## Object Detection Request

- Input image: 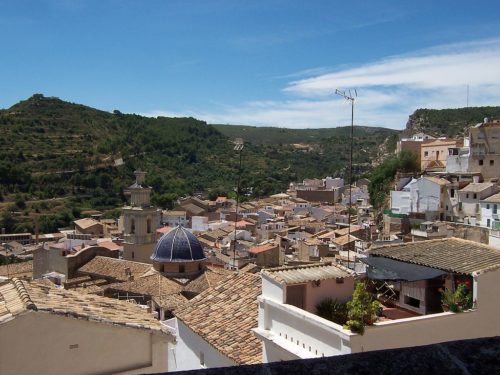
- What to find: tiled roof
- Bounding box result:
[484,192,500,203]
[368,238,500,274]
[78,256,150,281]
[263,263,354,285]
[460,182,495,193]
[423,176,450,186]
[332,234,359,246]
[74,218,101,229]
[248,243,277,254]
[175,272,262,365]
[0,278,167,333]
[334,225,363,236]
[105,273,183,299]
[0,260,33,278]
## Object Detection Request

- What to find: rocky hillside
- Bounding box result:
[404,106,500,138]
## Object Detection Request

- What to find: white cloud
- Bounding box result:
[144,38,500,129]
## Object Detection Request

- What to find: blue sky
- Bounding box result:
[2,0,500,129]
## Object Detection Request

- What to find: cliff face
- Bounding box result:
[403,106,500,138]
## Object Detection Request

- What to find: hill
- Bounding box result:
[404,106,500,138]
[0,94,398,233]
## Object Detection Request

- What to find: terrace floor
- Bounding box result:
[378,304,421,321]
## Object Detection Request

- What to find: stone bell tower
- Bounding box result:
[122,170,161,263]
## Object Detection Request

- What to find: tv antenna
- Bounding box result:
[334,88,357,270]
[232,138,244,271]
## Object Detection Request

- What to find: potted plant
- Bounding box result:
[344,282,380,335]
[441,283,473,313]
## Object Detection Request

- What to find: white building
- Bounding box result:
[254,238,500,362]
[161,210,188,227]
[458,182,500,224]
[390,176,449,220]
[479,192,500,230]
[253,263,356,361]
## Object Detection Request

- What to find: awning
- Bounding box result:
[362,256,447,282]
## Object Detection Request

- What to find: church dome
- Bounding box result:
[151,226,206,263]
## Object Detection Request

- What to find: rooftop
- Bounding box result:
[483,192,500,203]
[262,263,354,285]
[368,238,500,275]
[0,278,166,333]
[78,256,150,281]
[248,243,277,254]
[0,260,33,278]
[459,182,495,193]
[74,218,101,229]
[175,272,262,365]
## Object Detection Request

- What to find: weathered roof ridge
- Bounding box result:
[264,261,355,276]
[368,237,500,274]
[11,277,37,311]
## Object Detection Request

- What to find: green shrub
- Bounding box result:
[344,282,380,335]
[316,298,348,325]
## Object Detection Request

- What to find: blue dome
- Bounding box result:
[151,226,206,262]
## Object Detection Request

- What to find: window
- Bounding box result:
[404,295,421,308]
[450,189,455,198]
[473,193,477,199]
[494,205,498,214]
[487,204,490,209]
[490,160,494,166]
[179,264,185,273]
[487,219,491,228]
[479,159,484,166]
[459,202,463,211]
[466,193,469,199]
[130,219,135,234]
[446,205,449,211]
[424,151,429,157]
[131,251,134,259]
[147,218,152,234]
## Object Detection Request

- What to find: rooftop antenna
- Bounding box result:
[334,88,357,270]
[232,138,244,271]
[466,84,469,108]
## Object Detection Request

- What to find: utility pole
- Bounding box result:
[232,138,244,271]
[335,89,357,270]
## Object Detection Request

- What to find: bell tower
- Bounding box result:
[122,170,161,263]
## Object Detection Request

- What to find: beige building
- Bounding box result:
[122,171,161,263]
[469,118,500,180]
[74,218,104,237]
[421,138,463,171]
[0,278,173,375]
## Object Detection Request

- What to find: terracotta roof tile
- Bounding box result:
[78,256,150,281]
[368,238,500,274]
[0,278,167,333]
[0,260,33,278]
[175,272,262,365]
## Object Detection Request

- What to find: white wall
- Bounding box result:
[262,275,285,303]
[191,216,209,231]
[390,190,411,215]
[168,318,236,371]
[256,269,500,363]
